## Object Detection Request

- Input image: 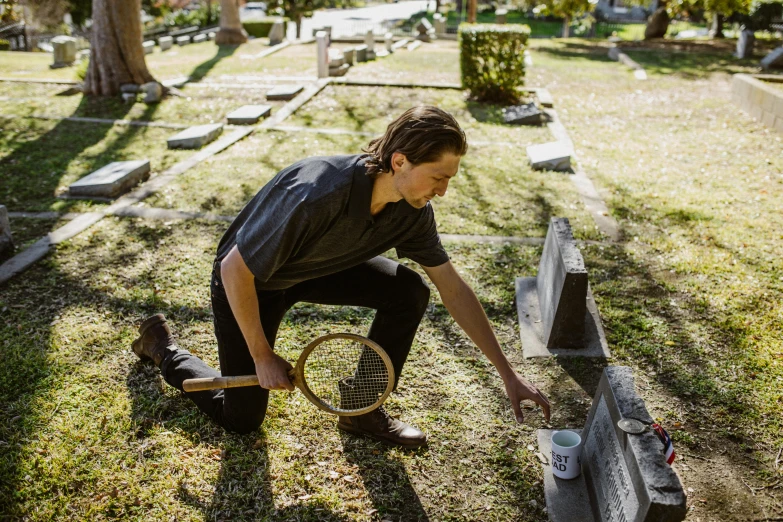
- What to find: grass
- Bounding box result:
[0,81,289,124]
[287,85,545,144]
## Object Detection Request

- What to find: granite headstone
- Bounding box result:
[226,104,272,124]
[538,366,687,522]
[527,141,572,171]
[515,217,610,358]
[68,160,151,198]
[51,35,77,68]
[503,103,543,125]
[269,21,285,46]
[167,124,223,149]
[266,84,304,101]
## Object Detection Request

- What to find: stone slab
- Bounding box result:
[391,39,409,51]
[177,36,191,46]
[329,63,350,77]
[193,33,207,44]
[516,217,610,358]
[527,141,572,171]
[538,367,687,521]
[226,104,272,124]
[536,88,554,107]
[761,46,783,70]
[143,40,155,54]
[167,123,223,149]
[503,103,543,125]
[537,429,595,522]
[266,84,304,101]
[407,40,422,52]
[355,45,368,62]
[68,160,151,198]
[159,36,173,51]
[269,21,285,46]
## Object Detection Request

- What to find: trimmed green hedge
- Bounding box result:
[0,39,10,51]
[459,23,530,104]
[243,18,289,38]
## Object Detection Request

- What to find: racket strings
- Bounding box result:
[303,337,390,413]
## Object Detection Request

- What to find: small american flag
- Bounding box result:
[652,423,676,465]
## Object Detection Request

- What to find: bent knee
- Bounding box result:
[224,412,265,435]
[397,266,431,314]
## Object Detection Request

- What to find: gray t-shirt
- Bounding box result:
[216,154,449,290]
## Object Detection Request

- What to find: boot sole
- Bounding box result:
[131,314,166,361]
[337,422,427,449]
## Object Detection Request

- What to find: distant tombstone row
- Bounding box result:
[538,366,687,522]
[515,217,609,358]
[0,205,13,256]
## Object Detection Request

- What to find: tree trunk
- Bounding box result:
[456,0,463,20]
[205,0,214,26]
[435,0,441,14]
[295,14,303,39]
[562,15,570,37]
[84,0,155,96]
[644,3,670,39]
[216,0,247,45]
[709,13,724,38]
[467,0,476,23]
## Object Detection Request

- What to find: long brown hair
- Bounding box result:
[363,106,468,179]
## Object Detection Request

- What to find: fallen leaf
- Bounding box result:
[343,475,355,482]
[298,494,312,501]
[329,471,339,479]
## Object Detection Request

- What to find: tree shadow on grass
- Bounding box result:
[533,41,615,63]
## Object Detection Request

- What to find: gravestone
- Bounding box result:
[391,39,409,51]
[503,103,543,125]
[159,36,173,51]
[68,160,151,198]
[266,84,304,101]
[538,366,687,522]
[343,47,355,65]
[515,217,610,358]
[0,205,13,255]
[192,33,207,44]
[526,141,572,171]
[407,40,422,52]
[208,31,216,41]
[177,36,190,46]
[143,40,155,54]
[536,88,554,107]
[416,17,436,42]
[167,124,223,149]
[736,29,755,59]
[433,13,446,35]
[355,44,368,62]
[761,46,783,70]
[385,32,394,53]
[269,21,285,46]
[316,31,329,79]
[496,8,508,24]
[328,47,344,67]
[141,82,162,104]
[226,104,271,124]
[364,30,376,59]
[50,35,77,68]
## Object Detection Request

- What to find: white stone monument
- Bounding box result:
[316,31,329,79]
[51,36,77,68]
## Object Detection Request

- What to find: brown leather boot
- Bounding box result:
[337,378,427,448]
[131,314,177,367]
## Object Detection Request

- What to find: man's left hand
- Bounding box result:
[503,370,551,424]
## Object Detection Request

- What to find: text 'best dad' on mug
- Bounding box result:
[551,430,583,480]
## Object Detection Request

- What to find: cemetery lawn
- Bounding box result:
[344,40,460,85]
[3,36,783,521]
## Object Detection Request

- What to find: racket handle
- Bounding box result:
[183,375,259,392]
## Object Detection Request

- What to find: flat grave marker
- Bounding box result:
[143,40,155,54]
[266,84,304,101]
[527,141,572,171]
[67,160,151,199]
[193,33,207,44]
[159,36,173,51]
[177,36,191,46]
[167,124,223,149]
[538,366,687,522]
[226,104,272,124]
[515,217,610,358]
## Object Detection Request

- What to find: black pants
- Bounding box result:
[159,256,431,434]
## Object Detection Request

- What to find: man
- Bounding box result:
[132,106,550,447]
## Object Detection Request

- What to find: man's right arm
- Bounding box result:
[220,244,294,391]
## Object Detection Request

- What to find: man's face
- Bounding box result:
[392,152,461,209]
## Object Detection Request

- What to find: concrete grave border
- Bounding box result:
[608,45,648,81]
[732,73,783,134]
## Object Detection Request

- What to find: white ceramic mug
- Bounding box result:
[551,430,582,480]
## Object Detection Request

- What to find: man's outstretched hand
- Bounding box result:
[503,370,551,423]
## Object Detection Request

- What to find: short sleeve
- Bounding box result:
[236,186,313,282]
[395,204,450,267]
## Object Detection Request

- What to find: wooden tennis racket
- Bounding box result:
[182,333,395,416]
